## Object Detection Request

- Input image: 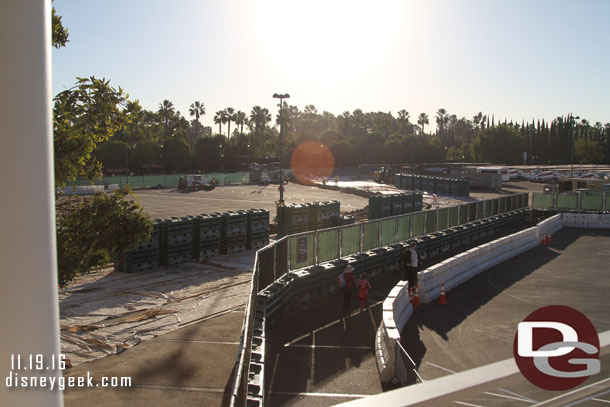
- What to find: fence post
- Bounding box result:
[395,215,398,243]
[287,236,291,271]
[338,225,343,259]
[273,244,277,281]
[314,230,318,265]
[378,219,382,248]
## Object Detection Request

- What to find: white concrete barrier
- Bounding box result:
[563,212,610,229]
[375,212,610,384]
[417,225,542,304]
[376,280,412,382]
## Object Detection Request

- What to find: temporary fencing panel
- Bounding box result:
[381,218,397,246]
[290,232,314,270]
[607,192,610,210]
[424,210,438,234]
[476,201,484,220]
[498,196,506,213]
[437,208,449,230]
[556,193,578,210]
[509,195,517,211]
[275,238,288,277]
[412,212,425,237]
[491,198,499,215]
[483,200,491,218]
[532,193,553,209]
[459,204,469,224]
[341,224,361,256]
[468,203,477,222]
[363,221,380,250]
[581,192,603,211]
[448,206,459,227]
[397,214,412,241]
[258,246,275,289]
[317,229,340,263]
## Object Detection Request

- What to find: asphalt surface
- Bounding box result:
[129,180,534,220]
[62,308,244,407]
[400,228,610,406]
[131,183,369,220]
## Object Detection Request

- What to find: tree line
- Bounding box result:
[93,99,610,174]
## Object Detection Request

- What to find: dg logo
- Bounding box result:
[513,305,601,391]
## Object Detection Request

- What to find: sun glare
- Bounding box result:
[248,0,407,86]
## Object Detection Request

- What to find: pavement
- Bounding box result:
[263,273,400,407]
[131,183,369,219]
[399,228,610,406]
[129,180,530,220]
[62,308,244,406]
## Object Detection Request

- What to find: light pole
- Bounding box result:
[273,93,290,203]
[570,115,580,177]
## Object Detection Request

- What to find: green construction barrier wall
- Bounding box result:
[397,214,411,241]
[317,229,339,263]
[459,204,469,224]
[290,232,314,270]
[468,203,477,222]
[438,208,449,230]
[425,210,438,233]
[381,218,396,246]
[362,221,380,250]
[556,194,578,210]
[499,197,507,213]
[581,194,603,211]
[448,206,459,227]
[412,212,425,237]
[476,201,484,220]
[532,193,553,209]
[341,225,360,256]
[492,199,499,215]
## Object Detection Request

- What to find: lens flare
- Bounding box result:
[290,141,335,185]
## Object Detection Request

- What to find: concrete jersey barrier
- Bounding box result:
[375,212,610,385]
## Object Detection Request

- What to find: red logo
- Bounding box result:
[513,305,600,391]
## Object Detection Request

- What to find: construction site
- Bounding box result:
[52,167,610,407]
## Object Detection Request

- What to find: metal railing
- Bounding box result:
[395,341,424,386]
[229,242,263,407]
[283,193,529,272]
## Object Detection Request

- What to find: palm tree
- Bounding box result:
[435,108,449,144]
[214,110,224,135]
[249,106,271,147]
[225,107,235,138]
[417,112,429,135]
[158,99,175,138]
[235,110,247,137]
[189,101,206,127]
[397,109,410,135]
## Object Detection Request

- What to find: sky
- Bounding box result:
[52,0,610,133]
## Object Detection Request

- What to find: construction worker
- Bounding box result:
[403,242,422,289]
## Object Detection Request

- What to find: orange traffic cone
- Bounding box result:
[408,287,414,304]
[413,286,420,307]
[438,283,448,305]
[541,234,547,245]
[547,231,552,244]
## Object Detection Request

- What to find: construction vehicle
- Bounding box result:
[178,175,215,191]
[373,166,394,184]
